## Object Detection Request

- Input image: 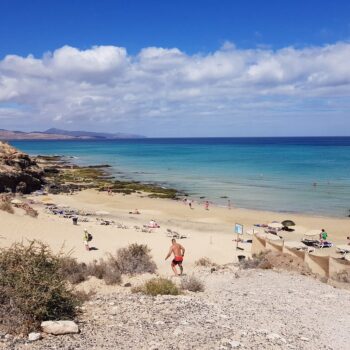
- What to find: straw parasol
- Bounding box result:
[336,244,350,252]
[304,229,322,237]
[268,222,283,229]
[282,220,295,227]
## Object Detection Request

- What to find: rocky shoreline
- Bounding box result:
[0,141,183,199]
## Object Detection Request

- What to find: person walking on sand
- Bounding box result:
[165,239,185,276]
[83,228,92,251]
[205,200,209,210]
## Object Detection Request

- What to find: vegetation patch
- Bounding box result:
[0,200,14,214]
[195,257,217,267]
[181,275,205,292]
[0,241,82,335]
[116,243,157,275]
[132,278,180,296]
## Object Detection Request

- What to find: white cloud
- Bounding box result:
[0,42,350,135]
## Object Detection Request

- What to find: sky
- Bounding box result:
[0,0,350,137]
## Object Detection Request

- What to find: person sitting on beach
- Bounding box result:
[165,238,185,276]
[148,219,160,228]
[129,209,140,214]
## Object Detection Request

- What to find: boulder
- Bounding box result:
[41,320,79,335]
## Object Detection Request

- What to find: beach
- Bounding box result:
[1,188,349,275]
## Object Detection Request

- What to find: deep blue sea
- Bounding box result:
[10,137,350,217]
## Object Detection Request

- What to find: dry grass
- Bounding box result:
[195,257,217,267]
[0,241,82,335]
[132,278,179,296]
[116,243,157,275]
[59,257,88,284]
[240,251,311,274]
[0,200,14,214]
[181,275,205,292]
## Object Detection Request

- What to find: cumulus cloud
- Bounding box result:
[0,42,350,135]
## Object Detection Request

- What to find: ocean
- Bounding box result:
[10,137,350,217]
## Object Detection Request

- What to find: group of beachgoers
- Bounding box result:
[183,198,232,210]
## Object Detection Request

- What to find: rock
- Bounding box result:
[28,332,42,342]
[221,338,241,349]
[266,333,280,341]
[300,336,310,341]
[124,282,132,287]
[41,320,79,335]
[0,142,44,194]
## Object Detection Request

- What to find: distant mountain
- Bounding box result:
[44,128,144,139]
[0,128,145,140]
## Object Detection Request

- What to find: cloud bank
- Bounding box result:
[0,42,350,136]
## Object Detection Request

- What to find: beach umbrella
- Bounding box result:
[282,220,295,227]
[11,199,23,205]
[268,222,283,229]
[336,244,350,252]
[304,229,321,237]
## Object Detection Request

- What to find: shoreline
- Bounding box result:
[41,153,350,219]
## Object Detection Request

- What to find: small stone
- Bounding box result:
[266,333,280,341]
[28,332,42,342]
[41,320,79,335]
[300,336,310,341]
[155,321,165,325]
[124,282,132,287]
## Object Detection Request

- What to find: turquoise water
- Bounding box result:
[10,137,350,217]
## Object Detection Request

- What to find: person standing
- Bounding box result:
[165,239,185,276]
[205,200,209,210]
[83,228,91,251]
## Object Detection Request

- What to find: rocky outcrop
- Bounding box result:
[0,141,44,194]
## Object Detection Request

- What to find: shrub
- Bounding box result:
[195,257,216,267]
[133,278,179,296]
[116,243,157,275]
[0,200,14,214]
[239,252,272,270]
[181,275,205,292]
[101,255,122,285]
[87,258,122,285]
[59,257,88,284]
[0,241,81,334]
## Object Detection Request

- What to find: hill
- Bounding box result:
[0,128,145,140]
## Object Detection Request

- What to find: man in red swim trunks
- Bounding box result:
[165,238,185,276]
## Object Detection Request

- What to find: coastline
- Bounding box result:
[0,151,350,275]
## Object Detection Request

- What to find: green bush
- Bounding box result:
[0,241,81,334]
[116,243,157,275]
[133,278,180,296]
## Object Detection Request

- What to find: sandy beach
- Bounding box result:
[1,189,349,275]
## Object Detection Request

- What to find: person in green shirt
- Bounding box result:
[320,229,328,242]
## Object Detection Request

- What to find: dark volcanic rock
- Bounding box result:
[0,142,44,194]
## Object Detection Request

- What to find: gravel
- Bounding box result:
[2,268,349,350]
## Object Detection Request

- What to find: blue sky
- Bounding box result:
[0,0,350,136]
